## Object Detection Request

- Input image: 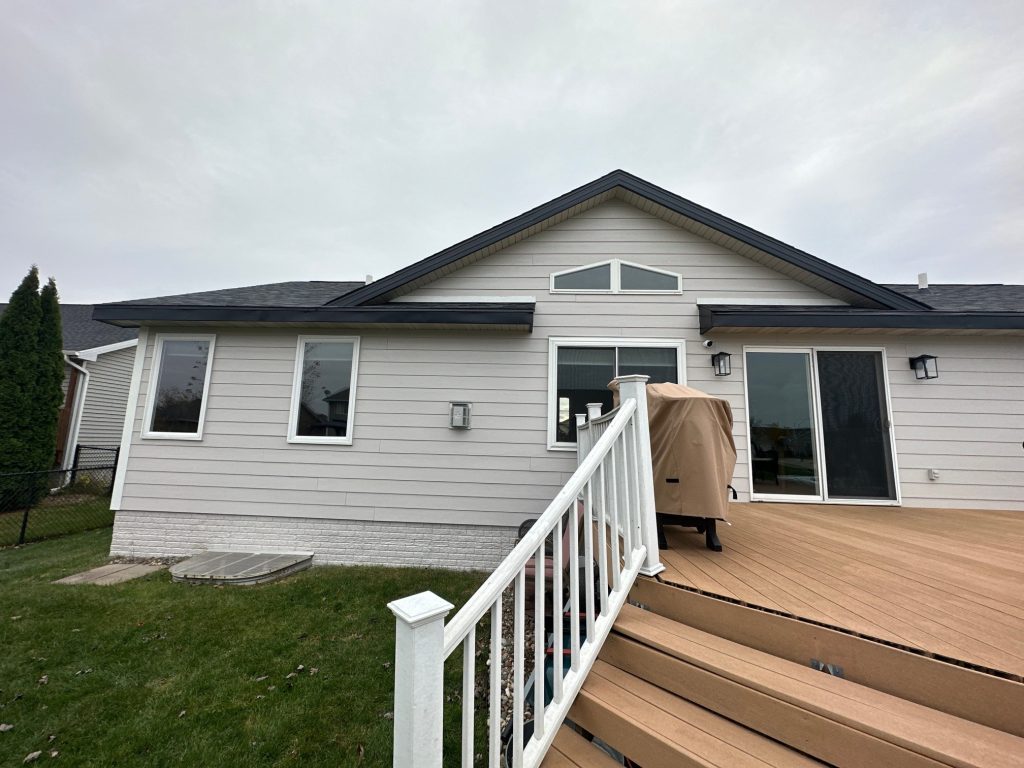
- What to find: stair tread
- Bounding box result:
[612,603,1024,768]
[541,725,622,768]
[573,658,825,767]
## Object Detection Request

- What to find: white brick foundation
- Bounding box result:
[110,510,519,571]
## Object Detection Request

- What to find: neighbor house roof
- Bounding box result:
[0,302,138,353]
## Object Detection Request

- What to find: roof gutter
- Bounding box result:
[92,302,536,330]
[699,305,1024,334]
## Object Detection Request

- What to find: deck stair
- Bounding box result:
[555,587,1024,768]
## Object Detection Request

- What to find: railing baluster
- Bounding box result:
[621,430,634,559]
[609,441,622,592]
[583,480,596,641]
[623,421,638,561]
[552,512,564,703]
[533,538,546,739]
[569,495,581,671]
[461,627,475,768]
[596,463,609,614]
[489,597,502,768]
[513,570,525,768]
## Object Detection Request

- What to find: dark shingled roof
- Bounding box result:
[0,303,137,352]
[116,280,365,308]
[884,284,1024,312]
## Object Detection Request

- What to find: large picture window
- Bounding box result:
[288,336,360,444]
[143,335,216,439]
[547,338,684,448]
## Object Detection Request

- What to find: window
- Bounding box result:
[143,335,216,439]
[548,338,685,448]
[550,259,681,294]
[288,336,360,444]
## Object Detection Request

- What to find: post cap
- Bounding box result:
[612,374,650,384]
[387,591,454,628]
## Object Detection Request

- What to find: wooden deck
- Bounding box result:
[657,502,1024,678]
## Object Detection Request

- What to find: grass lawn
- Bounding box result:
[0,529,486,766]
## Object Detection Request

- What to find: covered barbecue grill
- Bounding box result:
[615,381,737,551]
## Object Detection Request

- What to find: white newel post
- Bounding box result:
[586,402,603,421]
[613,375,664,576]
[387,591,454,768]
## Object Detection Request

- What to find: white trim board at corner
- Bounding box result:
[111,328,149,510]
[546,336,687,451]
[72,338,138,362]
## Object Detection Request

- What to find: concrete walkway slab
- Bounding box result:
[55,563,163,585]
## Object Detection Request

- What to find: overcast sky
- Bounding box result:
[1,1,1022,303]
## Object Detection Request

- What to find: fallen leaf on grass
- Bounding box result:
[285,672,297,679]
[296,665,304,672]
[309,668,319,676]
[0,723,12,732]
[254,675,268,682]
[49,751,58,758]
[23,752,41,763]
[380,711,393,720]
[37,676,48,686]
[177,710,186,719]
[10,616,21,621]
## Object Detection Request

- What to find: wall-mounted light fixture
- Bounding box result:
[909,354,938,380]
[449,402,472,429]
[711,351,732,376]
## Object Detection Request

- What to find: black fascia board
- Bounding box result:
[699,305,1024,334]
[331,170,929,311]
[92,302,535,329]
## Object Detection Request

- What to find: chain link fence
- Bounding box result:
[0,446,119,547]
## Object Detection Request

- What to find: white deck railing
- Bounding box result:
[387,375,663,768]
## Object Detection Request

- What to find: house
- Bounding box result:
[93,170,1024,567]
[0,302,138,469]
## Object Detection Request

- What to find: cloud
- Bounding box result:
[0,0,1021,302]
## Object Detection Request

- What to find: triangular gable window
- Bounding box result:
[550,259,681,294]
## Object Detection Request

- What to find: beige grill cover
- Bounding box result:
[613,381,736,521]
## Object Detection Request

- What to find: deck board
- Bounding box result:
[658,503,1024,678]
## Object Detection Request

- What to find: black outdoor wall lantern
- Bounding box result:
[909,354,939,380]
[711,351,732,376]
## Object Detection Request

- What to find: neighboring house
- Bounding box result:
[93,171,1024,567]
[0,303,139,468]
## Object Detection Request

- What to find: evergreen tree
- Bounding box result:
[0,267,43,480]
[36,277,65,471]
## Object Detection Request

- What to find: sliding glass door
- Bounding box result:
[745,348,898,503]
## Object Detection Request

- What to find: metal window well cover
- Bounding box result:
[169,551,313,586]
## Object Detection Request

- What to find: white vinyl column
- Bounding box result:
[387,591,454,768]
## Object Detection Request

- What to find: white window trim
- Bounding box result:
[550,259,682,295]
[741,344,901,506]
[141,333,217,441]
[547,336,687,451]
[287,335,361,446]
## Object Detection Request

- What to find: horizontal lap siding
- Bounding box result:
[119,201,845,527]
[78,347,135,449]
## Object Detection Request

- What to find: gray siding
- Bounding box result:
[115,200,1023,533]
[78,346,135,449]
